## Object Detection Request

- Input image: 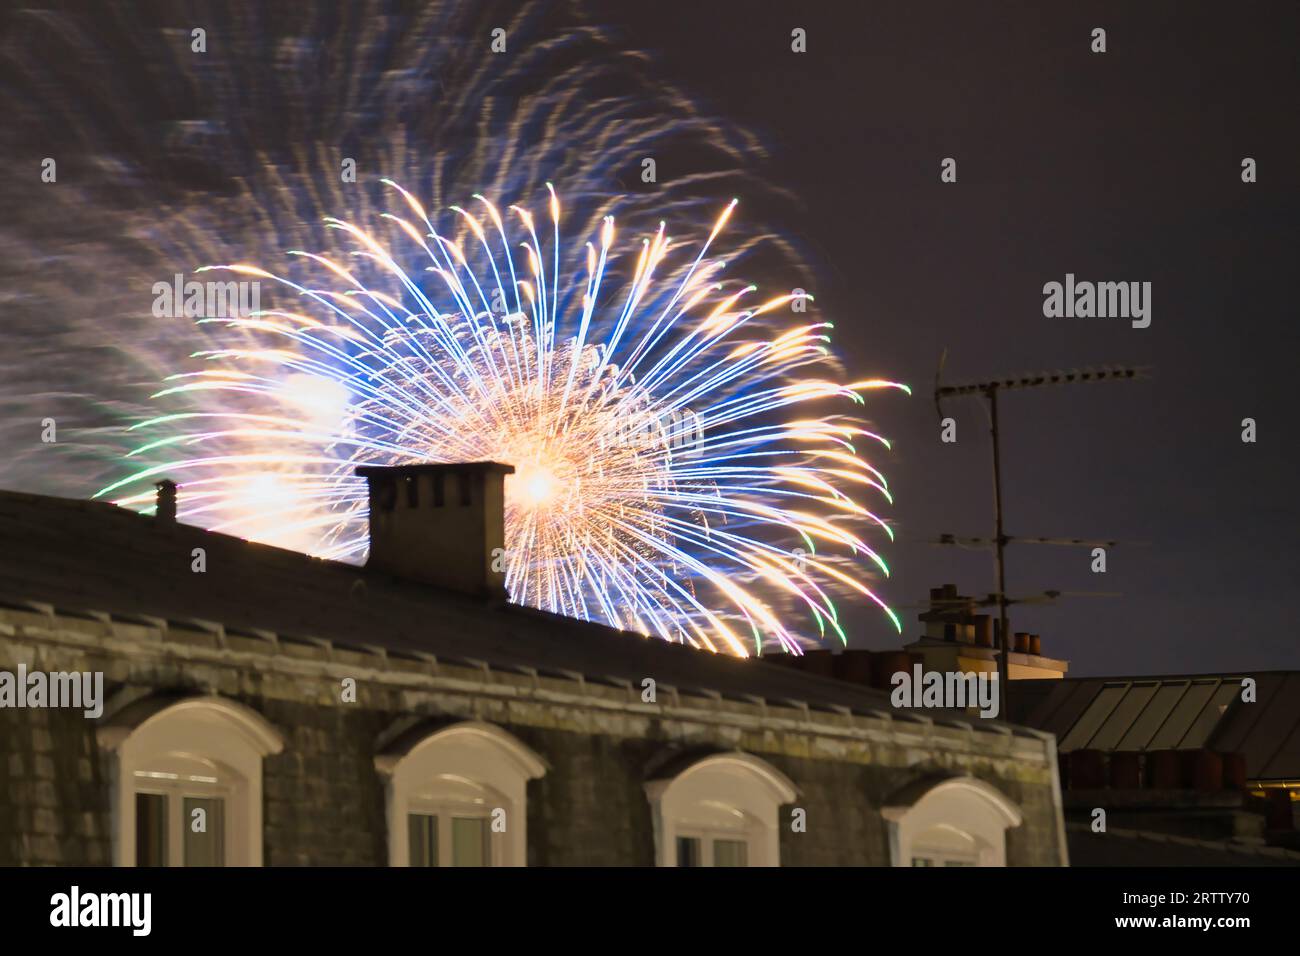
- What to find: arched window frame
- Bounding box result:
[882,775,1023,867]
[96,695,285,867]
[644,751,798,867]
[374,721,547,867]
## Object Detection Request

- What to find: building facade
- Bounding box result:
[884,585,1300,865]
[0,467,1069,867]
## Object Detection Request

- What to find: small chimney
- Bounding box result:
[155,479,177,523]
[355,462,515,598]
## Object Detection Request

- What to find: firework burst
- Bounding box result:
[95,181,907,656]
[0,0,771,495]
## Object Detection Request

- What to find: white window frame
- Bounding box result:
[97,696,285,867]
[672,829,754,867]
[406,775,500,867]
[645,752,797,867]
[131,753,232,866]
[376,721,547,867]
[882,776,1023,867]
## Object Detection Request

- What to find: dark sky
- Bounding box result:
[593,0,1300,675]
[3,1,1295,678]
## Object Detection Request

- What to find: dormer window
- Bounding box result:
[645,752,797,867]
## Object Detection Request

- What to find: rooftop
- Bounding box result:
[1012,674,1300,783]
[0,488,1028,734]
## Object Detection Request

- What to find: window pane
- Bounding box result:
[408,813,439,867]
[676,836,702,867]
[1181,682,1239,749]
[451,817,489,867]
[1059,684,1127,750]
[1118,682,1189,751]
[135,793,167,867]
[1149,681,1217,749]
[183,796,225,867]
[713,839,748,867]
[911,857,934,867]
[1088,683,1157,751]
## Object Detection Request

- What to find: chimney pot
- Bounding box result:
[154,479,177,523]
[835,650,874,685]
[1221,752,1247,791]
[1146,750,1181,789]
[1183,749,1223,792]
[1066,749,1106,789]
[800,651,834,678]
[1109,752,1141,789]
[1266,789,1294,830]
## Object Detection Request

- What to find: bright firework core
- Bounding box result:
[511,463,559,509]
[99,182,908,656]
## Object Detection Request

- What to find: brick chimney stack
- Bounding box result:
[904,583,1070,681]
[355,462,514,599]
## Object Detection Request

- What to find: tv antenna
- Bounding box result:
[933,353,1151,715]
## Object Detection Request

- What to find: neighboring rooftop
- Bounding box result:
[0,488,1026,734]
[1012,674,1300,784]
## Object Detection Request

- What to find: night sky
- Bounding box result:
[597,0,1300,676]
[3,1,1297,677]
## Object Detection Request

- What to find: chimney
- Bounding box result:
[355,462,515,598]
[155,479,177,523]
[921,583,970,640]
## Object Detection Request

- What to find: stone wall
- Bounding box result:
[0,605,1066,866]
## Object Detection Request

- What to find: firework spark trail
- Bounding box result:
[0,0,782,494]
[95,181,909,656]
[0,1,904,653]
